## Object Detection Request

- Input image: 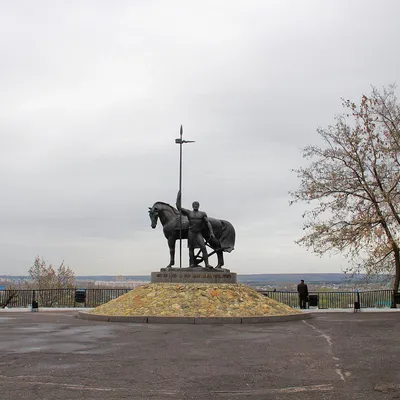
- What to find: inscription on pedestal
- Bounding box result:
[151,271,237,284]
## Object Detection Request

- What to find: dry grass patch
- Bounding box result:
[89,283,301,317]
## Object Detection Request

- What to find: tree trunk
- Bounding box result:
[393,248,400,292]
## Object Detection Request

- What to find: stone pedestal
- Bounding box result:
[151,269,237,284]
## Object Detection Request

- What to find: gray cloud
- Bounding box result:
[0,0,399,275]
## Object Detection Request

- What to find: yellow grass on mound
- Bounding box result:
[89,283,301,317]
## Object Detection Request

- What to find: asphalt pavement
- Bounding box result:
[0,311,399,400]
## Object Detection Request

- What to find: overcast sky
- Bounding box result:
[0,0,399,276]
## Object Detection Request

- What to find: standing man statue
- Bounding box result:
[176,191,215,268]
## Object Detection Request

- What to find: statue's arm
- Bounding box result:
[176,191,189,215]
[203,213,215,238]
[176,191,182,211]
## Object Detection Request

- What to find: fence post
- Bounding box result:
[31,289,39,312]
[353,290,361,312]
[391,290,397,308]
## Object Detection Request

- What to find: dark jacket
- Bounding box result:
[297,283,308,297]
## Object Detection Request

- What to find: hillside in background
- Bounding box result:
[0,273,384,282]
[76,273,350,282]
[1,273,390,291]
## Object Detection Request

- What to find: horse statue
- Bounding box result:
[148,201,235,269]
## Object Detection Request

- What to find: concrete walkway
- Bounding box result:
[0,311,399,399]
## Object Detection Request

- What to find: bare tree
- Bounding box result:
[28,255,75,289]
[290,85,400,292]
[28,256,76,306]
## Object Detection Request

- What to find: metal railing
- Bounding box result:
[0,287,398,309]
[0,288,132,308]
[259,289,396,309]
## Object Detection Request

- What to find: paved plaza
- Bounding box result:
[0,311,399,399]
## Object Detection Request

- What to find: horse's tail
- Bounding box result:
[219,220,235,253]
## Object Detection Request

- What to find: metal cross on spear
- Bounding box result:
[175,125,195,268]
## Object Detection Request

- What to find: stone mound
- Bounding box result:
[89,283,300,317]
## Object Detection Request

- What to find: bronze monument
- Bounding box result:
[148,125,235,274]
[148,200,235,271]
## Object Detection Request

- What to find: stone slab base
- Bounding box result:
[78,311,312,324]
[151,270,237,283]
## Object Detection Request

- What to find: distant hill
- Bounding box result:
[237,273,350,284]
[1,273,387,284]
[75,273,361,283]
[75,275,150,281]
[0,276,28,280]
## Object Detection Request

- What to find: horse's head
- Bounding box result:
[148,205,159,229]
[149,202,177,229]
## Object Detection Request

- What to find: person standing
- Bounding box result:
[297,279,309,309]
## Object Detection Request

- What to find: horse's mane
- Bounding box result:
[152,201,180,215]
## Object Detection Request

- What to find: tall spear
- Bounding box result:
[175,125,195,268]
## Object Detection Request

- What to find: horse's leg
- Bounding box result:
[201,246,213,269]
[166,237,176,268]
[216,250,224,269]
[208,237,223,268]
